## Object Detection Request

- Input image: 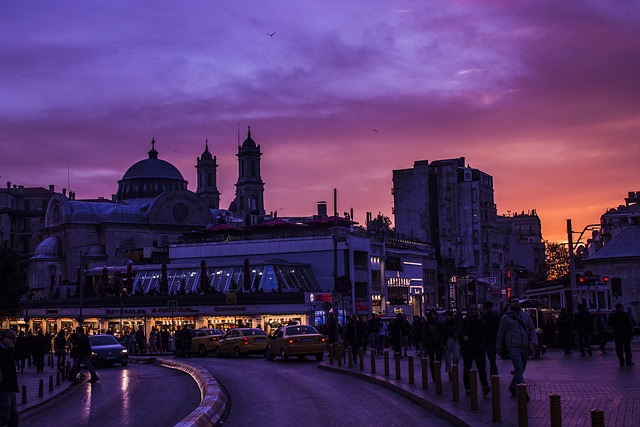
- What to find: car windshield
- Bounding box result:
[90,335,119,346]
[285,325,318,336]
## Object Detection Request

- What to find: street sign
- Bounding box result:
[167,300,178,311]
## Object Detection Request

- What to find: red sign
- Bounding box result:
[315,293,333,302]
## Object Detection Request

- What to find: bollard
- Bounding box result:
[434,360,442,395]
[348,347,353,368]
[329,344,334,365]
[491,375,501,422]
[517,383,528,427]
[49,375,54,392]
[56,371,61,386]
[359,349,365,371]
[370,349,376,374]
[451,364,460,402]
[469,369,478,410]
[38,379,44,397]
[421,357,429,389]
[408,356,415,385]
[22,385,27,404]
[394,352,401,380]
[384,351,390,377]
[550,394,561,427]
[590,409,605,427]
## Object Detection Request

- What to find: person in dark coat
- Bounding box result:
[482,300,500,376]
[0,329,19,427]
[457,303,491,396]
[53,330,67,372]
[27,330,37,367]
[13,331,29,373]
[608,303,634,366]
[33,329,50,372]
[70,327,99,382]
[421,310,443,381]
[556,308,573,355]
[389,313,404,355]
[573,304,594,357]
[135,325,146,355]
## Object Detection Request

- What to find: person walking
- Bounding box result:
[422,310,443,381]
[457,303,491,396]
[71,327,99,382]
[53,330,67,372]
[574,304,593,357]
[441,310,460,381]
[135,325,146,355]
[412,315,424,357]
[482,300,500,377]
[389,313,403,355]
[594,309,608,354]
[0,329,19,427]
[377,317,388,354]
[608,303,634,367]
[67,327,80,380]
[368,314,381,355]
[556,308,573,355]
[13,331,29,373]
[496,297,538,399]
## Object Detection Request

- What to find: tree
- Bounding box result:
[0,244,27,316]
[544,240,570,281]
[367,213,392,233]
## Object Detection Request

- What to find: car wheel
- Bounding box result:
[199,345,208,357]
[280,348,289,362]
[120,361,128,367]
[234,347,242,358]
[265,347,276,361]
[315,353,323,362]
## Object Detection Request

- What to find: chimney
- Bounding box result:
[6,182,10,189]
[317,201,327,217]
[49,184,55,193]
[62,188,67,196]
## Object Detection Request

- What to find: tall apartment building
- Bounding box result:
[497,210,546,296]
[393,157,502,308]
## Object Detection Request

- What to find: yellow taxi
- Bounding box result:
[214,328,268,357]
[265,324,326,362]
[189,328,225,356]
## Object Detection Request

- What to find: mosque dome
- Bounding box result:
[32,236,63,259]
[116,138,187,201]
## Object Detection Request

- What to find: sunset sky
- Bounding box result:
[1,1,639,243]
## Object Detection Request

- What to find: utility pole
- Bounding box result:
[567,219,578,312]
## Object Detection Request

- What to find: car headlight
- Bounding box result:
[91,351,98,357]
[120,349,128,355]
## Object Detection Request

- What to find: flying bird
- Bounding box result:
[372,129,378,132]
[267,32,276,37]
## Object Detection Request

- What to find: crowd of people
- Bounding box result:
[320,298,636,399]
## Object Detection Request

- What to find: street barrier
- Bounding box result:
[550,393,561,427]
[358,348,364,371]
[590,409,605,427]
[384,351,389,377]
[370,350,376,373]
[394,352,401,380]
[517,383,528,427]
[434,360,442,395]
[408,355,414,385]
[491,375,501,422]
[420,357,428,389]
[469,369,478,410]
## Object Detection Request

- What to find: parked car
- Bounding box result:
[265,324,326,362]
[215,328,268,357]
[89,334,128,366]
[189,328,225,356]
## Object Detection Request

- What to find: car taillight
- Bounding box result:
[287,338,295,344]
[320,337,326,343]
[243,337,249,345]
[209,336,219,342]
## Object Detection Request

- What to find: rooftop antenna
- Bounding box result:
[237,122,240,146]
[67,163,70,193]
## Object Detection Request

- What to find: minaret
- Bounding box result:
[233,126,265,220]
[195,139,220,209]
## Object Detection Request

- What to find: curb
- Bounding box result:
[130,356,228,427]
[318,362,490,427]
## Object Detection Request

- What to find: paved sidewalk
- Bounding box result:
[15,359,72,414]
[319,343,640,426]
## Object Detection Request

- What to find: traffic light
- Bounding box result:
[507,269,511,280]
[603,276,610,284]
[507,287,512,299]
[577,274,585,284]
